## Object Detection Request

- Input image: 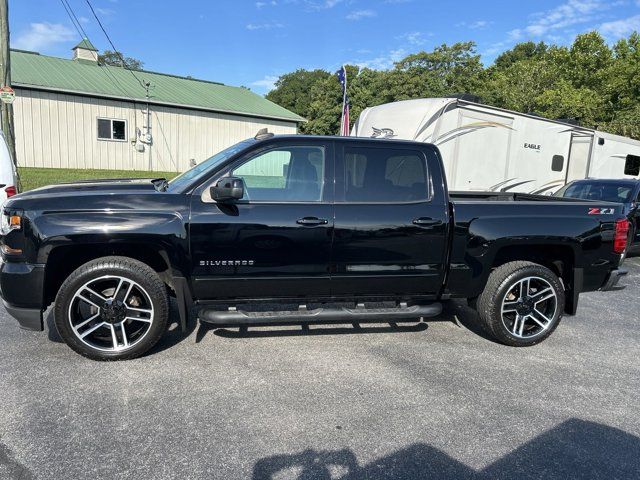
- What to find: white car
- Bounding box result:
[0,131,17,203]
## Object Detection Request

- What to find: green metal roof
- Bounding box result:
[72,38,98,51]
[11,50,304,123]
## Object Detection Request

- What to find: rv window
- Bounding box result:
[551,155,564,172]
[624,154,640,176]
[344,147,429,202]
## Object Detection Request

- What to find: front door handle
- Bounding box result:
[412,217,443,227]
[297,217,329,226]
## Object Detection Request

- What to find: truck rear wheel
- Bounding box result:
[476,261,565,346]
[54,256,169,361]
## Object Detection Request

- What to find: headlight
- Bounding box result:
[0,211,21,236]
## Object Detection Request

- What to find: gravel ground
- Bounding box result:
[0,259,639,480]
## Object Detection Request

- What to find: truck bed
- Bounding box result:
[449,191,589,203]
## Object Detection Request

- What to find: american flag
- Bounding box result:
[336,66,350,136]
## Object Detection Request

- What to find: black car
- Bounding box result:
[555,178,640,253]
[0,134,630,360]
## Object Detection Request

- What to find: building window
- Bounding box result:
[97,118,127,141]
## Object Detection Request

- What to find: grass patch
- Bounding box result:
[18,167,179,192]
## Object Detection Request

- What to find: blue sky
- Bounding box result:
[9,0,640,95]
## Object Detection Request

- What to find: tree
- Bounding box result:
[264,31,640,140]
[492,41,548,70]
[266,69,331,132]
[98,50,144,70]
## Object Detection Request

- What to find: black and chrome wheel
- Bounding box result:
[55,257,168,360]
[476,261,565,346]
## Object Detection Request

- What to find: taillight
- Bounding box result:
[5,186,16,198]
[614,219,630,254]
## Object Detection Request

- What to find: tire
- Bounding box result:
[476,261,565,347]
[54,256,169,361]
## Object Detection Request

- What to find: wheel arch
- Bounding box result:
[490,243,578,315]
[43,242,173,308]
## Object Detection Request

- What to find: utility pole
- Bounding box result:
[0,0,17,169]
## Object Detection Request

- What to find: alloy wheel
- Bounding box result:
[68,275,155,352]
[500,276,558,339]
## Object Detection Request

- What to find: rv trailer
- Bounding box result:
[351,98,640,193]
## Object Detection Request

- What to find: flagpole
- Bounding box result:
[341,65,348,136]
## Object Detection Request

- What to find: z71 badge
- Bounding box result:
[588,208,615,215]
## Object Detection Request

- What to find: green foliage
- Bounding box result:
[98,50,144,71]
[266,31,640,140]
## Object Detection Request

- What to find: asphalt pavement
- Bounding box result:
[1,259,639,479]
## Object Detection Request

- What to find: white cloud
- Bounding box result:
[251,75,279,92]
[524,0,608,37]
[12,22,75,51]
[346,9,376,21]
[482,0,636,59]
[396,31,430,46]
[351,48,407,70]
[246,22,284,30]
[305,0,344,10]
[95,7,115,16]
[457,20,492,30]
[256,0,277,7]
[599,14,640,37]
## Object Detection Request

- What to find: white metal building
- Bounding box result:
[10,40,303,173]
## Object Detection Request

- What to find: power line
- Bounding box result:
[60,0,90,41]
[58,0,136,101]
[85,0,148,91]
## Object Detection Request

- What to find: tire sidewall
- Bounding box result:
[54,259,168,360]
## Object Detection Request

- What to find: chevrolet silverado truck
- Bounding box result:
[0,132,630,360]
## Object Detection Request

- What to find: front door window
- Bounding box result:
[233,146,325,202]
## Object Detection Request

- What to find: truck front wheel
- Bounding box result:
[54,256,169,361]
[476,261,565,347]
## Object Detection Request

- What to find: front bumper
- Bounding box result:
[2,300,43,331]
[0,258,45,331]
[600,268,628,291]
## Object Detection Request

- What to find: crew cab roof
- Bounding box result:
[255,134,436,148]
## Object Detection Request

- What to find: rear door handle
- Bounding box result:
[297,217,329,226]
[412,217,443,227]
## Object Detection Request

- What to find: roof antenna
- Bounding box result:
[255,128,274,140]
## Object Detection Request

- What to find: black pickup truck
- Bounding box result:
[0,133,630,360]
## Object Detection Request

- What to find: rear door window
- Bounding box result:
[343,147,429,202]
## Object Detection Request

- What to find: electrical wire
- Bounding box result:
[85,0,148,91]
[58,0,134,101]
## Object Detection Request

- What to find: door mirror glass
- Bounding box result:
[210,177,245,202]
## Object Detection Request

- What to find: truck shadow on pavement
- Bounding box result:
[202,321,428,341]
[252,418,640,480]
[0,441,35,480]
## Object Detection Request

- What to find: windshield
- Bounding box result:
[555,182,634,203]
[168,139,256,191]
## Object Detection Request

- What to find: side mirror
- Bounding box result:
[210,176,244,202]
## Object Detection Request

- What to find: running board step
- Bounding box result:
[199,303,442,326]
